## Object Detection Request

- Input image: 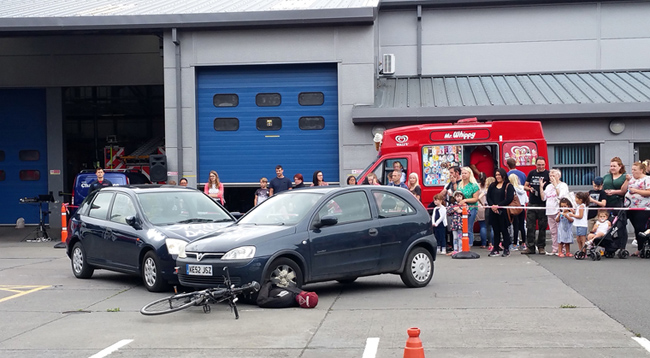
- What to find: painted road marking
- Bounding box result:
[633,337,650,353]
[89,339,133,358]
[362,337,380,358]
[0,285,50,303]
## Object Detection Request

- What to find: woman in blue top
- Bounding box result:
[457,167,480,246]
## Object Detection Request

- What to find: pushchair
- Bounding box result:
[575,209,629,261]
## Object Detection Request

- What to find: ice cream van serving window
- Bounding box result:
[213,94,238,107]
[256,117,282,131]
[422,145,464,187]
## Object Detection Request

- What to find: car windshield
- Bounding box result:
[137,191,233,226]
[239,192,323,226]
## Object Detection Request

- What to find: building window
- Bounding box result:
[256,93,281,107]
[0,170,5,181]
[19,170,40,181]
[256,117,282,131]
[213,118,239,131]
[0,150,4,161]
[213,94,239,107]
[19,150,40,161]
[552,144,598,186]
[298,92,324,106]
[299,116,325,130]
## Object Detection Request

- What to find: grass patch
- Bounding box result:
[560,304,577,308]
[106,307,121,312]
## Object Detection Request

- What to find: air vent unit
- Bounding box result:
[382,54,395,75]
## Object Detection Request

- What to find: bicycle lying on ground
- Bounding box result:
[140,267,260,318]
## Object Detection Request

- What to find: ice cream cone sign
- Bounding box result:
[373,133,383,151]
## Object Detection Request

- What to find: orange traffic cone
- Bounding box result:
[54,204,68,249]
[403,327,425,358]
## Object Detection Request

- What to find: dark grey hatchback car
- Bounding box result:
[66,185,236,291]
[176,186,436,291]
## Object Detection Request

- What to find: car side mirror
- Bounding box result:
[125,215,141,230]
[315,215,338,228]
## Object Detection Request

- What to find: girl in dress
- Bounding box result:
[555,198,574,257]
[570,192,590,251]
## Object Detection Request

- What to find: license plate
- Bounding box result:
[187,264,212,276]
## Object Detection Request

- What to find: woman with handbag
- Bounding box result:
[487,168,515,257]
[540,169,569,255]
[509,173,528,250]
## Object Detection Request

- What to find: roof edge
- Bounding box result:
[0,7,377,32]
[352,102,650,123]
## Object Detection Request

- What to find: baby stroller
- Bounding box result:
[575,209,629,261]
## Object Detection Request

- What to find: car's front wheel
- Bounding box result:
[267,258,303,288]
[142,251,169,292]
[71,242,94,279]
[400,247,433,288]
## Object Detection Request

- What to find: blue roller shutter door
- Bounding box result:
[0,89,48,224]
[197,63,338,184]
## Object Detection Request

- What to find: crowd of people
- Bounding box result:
[436,156,650,259]
[200,155,650,260]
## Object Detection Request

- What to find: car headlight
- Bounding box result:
[165,239,187,256]
[222,246,256,260]
[178,244,187,259]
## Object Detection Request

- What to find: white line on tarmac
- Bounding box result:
[632,337,650,353]
[89,339,133,358]
[362,337,380,358]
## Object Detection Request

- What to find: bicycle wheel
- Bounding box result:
[140,291,204,316]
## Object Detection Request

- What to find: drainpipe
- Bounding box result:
[172,28,183,182]
[417,5,422,76]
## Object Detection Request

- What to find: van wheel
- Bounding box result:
[71,242,94,279]
[142,251,169,292]
[400,247,433,288]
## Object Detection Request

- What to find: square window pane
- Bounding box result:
[19,170,40,181]
[299,116,325,130]
[19,150,40,161]
[256,93,281,107]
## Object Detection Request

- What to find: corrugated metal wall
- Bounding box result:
[196,63,339,184]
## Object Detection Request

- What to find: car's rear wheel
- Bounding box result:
[267,258,303,288]
[71,242,94,279]
[142,251,169,292]
[400,247,433,288]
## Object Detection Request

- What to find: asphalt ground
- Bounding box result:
[0,226,649,357]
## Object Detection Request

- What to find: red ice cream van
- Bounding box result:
[357,117,548,207]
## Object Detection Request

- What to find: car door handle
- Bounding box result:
[368,228,378,236]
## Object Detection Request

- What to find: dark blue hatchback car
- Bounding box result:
[66,185,236,291]
[176,186,436,290]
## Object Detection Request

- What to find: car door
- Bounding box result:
[308,191,379,279]
[81,191,114,265]
[371,190,419,271]
[105,192,141,271]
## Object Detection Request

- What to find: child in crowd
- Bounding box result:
[254,177,270,206]
[588,177,607,233]
[446,191,464,255]
[570,192,590,251]
[585,209,612,251]
[431,193,448,255]
[555,198,574,257]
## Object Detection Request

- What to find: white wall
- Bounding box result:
[162,26,376,184]
[379,1,650,76]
